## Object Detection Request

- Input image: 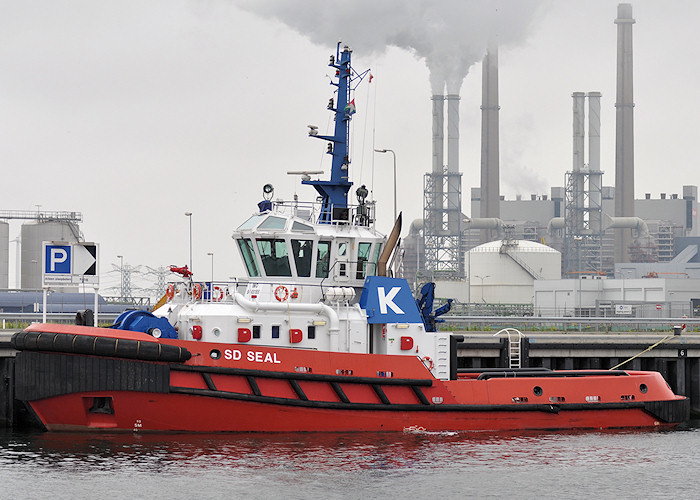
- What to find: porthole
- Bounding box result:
[210,349,221,360]
[212,327,222,337]
[639,384,648,393]
[533,386,543,396]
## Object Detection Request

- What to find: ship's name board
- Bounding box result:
[223,349,281,364]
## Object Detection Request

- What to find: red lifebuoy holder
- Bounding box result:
[193,283,202,300]
[212,286,224,302]
[274,286,289,302]
[421,356,434,371]
[166,284,175,300]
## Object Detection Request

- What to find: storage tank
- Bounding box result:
[21,221,80,289]
[0,221,8,288]
[467,240,561,304]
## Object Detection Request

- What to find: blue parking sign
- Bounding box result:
[45,245,71,274]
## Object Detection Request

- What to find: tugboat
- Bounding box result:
[12,43,688,432]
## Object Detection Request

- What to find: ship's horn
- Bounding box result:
[377,212,402,276]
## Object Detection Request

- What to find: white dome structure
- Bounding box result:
[467,240,561,304]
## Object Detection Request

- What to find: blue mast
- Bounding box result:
[304,43,365,223]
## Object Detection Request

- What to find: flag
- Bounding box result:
[344,99,356,115]
[369,73,374,83]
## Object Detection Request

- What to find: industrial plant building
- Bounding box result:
[0,210,82,290]
[402,3,700,318]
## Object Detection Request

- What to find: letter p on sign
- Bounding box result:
[50,249,67,271]
[45,245,71,274]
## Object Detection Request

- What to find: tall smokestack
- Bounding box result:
[572,92,586,233]
[480,46,500,242]
[572,92,585,173]
[446,94,460,231]
[431,95,445,176]
[588,91,602,233]
[431,94,445,231]
[614,3,635,262]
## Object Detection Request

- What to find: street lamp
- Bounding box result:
[185,212,193,272]
[374,148,397,223]
[475,274,490,303]
[207,252,214,284]
[117,255,123,299]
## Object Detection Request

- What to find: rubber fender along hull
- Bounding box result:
[11,330,191,363]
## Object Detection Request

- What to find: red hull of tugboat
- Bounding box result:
[13,324,689,433]
[29,393,678,433]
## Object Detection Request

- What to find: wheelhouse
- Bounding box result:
[233,211,384,286]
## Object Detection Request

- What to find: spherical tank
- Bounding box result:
[0,222,8,288]
[21,221,80,289]
[467,240,561,304]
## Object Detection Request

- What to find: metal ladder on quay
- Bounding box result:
[494,328,525,369]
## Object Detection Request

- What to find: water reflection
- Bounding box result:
[1,425,700,498]
[2,424,698,472]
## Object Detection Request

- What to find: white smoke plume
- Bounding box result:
[234,0,547,93]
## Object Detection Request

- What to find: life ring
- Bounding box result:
[212,286,224,302]
[166,284,175,300]
[421,356,434,371]
[193,283,202,300]
[274,285,289,302]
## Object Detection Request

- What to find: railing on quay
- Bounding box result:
[440,315,700,333]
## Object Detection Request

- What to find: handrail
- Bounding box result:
[440,315,700,333]
[0,312,122,327]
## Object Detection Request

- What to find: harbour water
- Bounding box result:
[2,423,699,499]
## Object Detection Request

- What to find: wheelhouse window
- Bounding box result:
[258,216,287,230]
[356,242,372,279]
[237,214,265,231]
[291,239,313,277]
[372,243,382,271]
[315,241,330,278]
[237,238,260,277]
[256,239,292,276]
[291,221,313,232]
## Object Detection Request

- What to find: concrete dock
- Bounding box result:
[0,331,19,428]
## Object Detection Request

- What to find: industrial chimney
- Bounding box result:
[446,93,461,232]
[431,95,445,177]
[588,91,602,233]
[614,3,635,263]
[479,46,500,243]
[572,91,586,233]
[431,94,445,232]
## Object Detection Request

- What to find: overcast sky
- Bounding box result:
[2,0,698,293]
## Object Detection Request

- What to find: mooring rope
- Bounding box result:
[609,334,676,370]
